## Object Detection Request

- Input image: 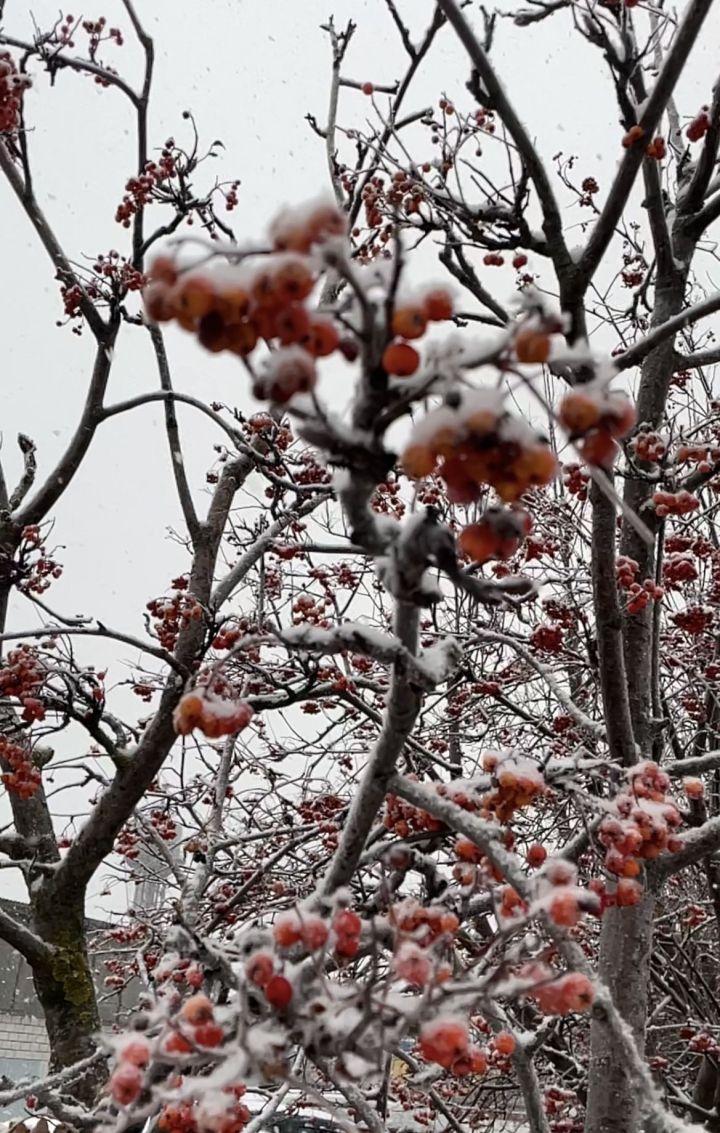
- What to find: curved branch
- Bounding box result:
[614,289,720,372]
[577,0,715,289]
[435,0,569,271]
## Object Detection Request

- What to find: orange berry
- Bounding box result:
[559,391,603,435]
[180,994,214,1024]
[515,328,551,364]
[383,341,420,376]
[173,693,205,736]
[622,124,645,148]
[225,321,259,357]
[275,304,311,345]
[274,256,315,304]
[149,254,178,285]
[580,428,617,468]
[423,288,453,321]
[458,523,501,564]
[683,777,704,799]
[144,281,174,324]
[616,878,642,907]
[175,276,217,320]
[526,844,547,868]
[549,891,580,927]
[303,316,340,357]
[264,975,293,1010]
[402,443,437,478]
[606,397,636,439]
[493,1032,516,1056]
[392,305,428,340]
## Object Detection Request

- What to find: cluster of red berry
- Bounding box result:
[630,430,666,464]
[403,393,557,504]
[0,53,31,134]
[598,761,682,885]
[672,605,714,636]
[559,385,636,468]
[15,525,63,595]
[419,1017,489,1077]
[479,751,547,824]
[687,106,711,142]
[147,581,202,650]
[458,506,532,564]
[0,646,47,725]
[662,552,698,588]
[384,791,444,838]
[652,489,699,518]
[381,289,454,377]
[562,462,590,500]
[615,556,665,614]
[527,968,594,1016]
[530,623,565,653]
[173,690,253,740]
[144,199,347,405]
[0,735,41,798]
[116,143,179,226]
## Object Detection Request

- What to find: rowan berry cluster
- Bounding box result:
[515,962,594,1016]
[418,1017,488,1077]
[480,751,547,823]
[147,584,203,650]
[384,793,444,837]
[403,391,557,504]
[630,430,666,464]
[458,506,532,564]
[116,142,180,226]
[675,443,719,471]
[672,606,714,635]
[616,556,665,614]
[530,623,565,653]
[173,690,253,739]
[687,106,711,142]
[0,646,47,723]
[663,552,698,588]
[558,384,636,468]
[598,761,682,882]
[652,489,699,518]
[0,735,41,798]
[562,462,590,500]
[381,288,455,377]
[144,199,347,404]
[0,53,31,134]
[14,525,63,595]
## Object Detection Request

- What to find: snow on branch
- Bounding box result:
[280,623,461,688]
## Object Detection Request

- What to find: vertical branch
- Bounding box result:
[122,0,155,268]
[320,599,421,895]
[590,476,637,766]
[147,324,201,543]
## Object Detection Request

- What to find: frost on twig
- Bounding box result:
[280,623,461,689]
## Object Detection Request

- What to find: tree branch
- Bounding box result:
[614,289,720,372]
[0,904,53,966]
[435,0,569,271]
[577,0,715,289]
[320,601,422,895]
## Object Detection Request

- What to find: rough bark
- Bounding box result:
[585,881,658,1133]
[30,892,105,1107]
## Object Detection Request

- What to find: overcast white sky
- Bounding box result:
[2,0,718,913]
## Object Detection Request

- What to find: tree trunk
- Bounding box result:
[585,882,658,1133]
[31,888,105,1106]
